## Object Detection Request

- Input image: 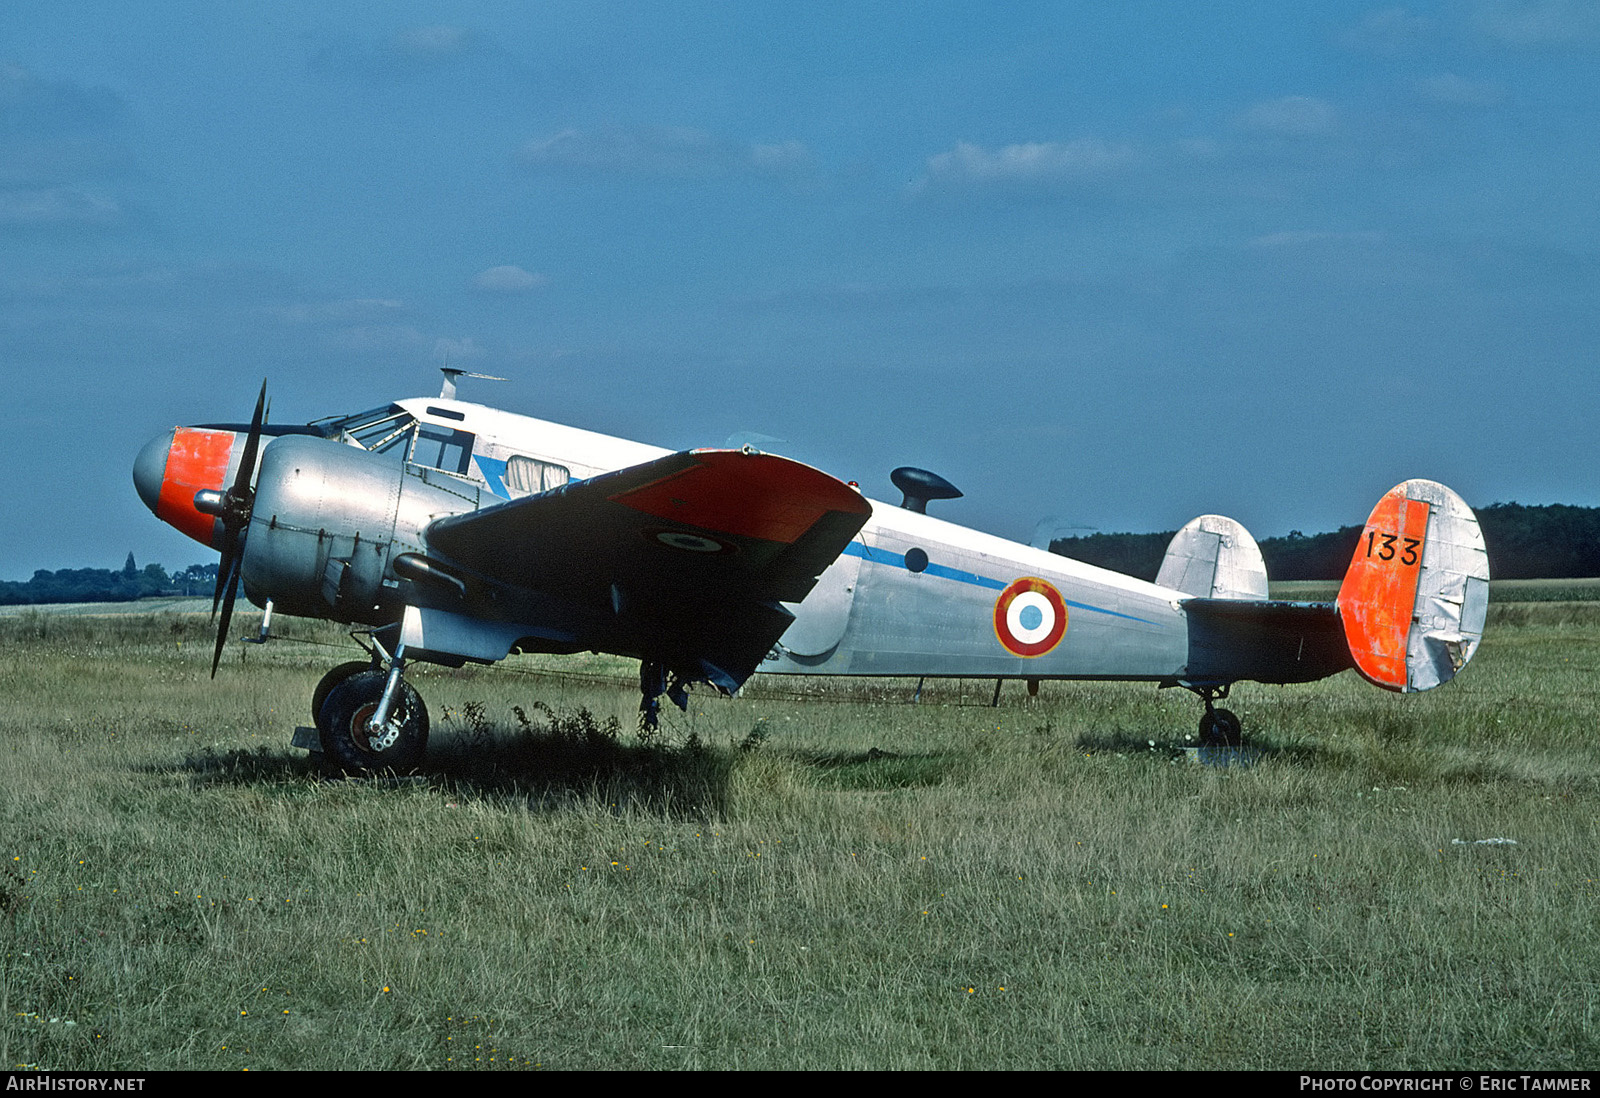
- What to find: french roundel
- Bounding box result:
[993,577,1068,657]
[646,528,736,554]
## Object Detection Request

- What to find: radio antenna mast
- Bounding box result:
[439,367,508,400]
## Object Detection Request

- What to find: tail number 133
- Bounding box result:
[1366,530,1421,567]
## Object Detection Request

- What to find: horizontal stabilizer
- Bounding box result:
[1336,480,1489,692]
[1184,598,1351,685]
[1157,515,1268,600]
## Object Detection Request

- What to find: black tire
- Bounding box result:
[312,660,375,733]
[1199,707,1242,748]
[318,669,430,774]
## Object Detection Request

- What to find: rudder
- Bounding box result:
[1336,480,1489,692]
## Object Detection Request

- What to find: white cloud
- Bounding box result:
[0,63,126,134]
[1239,96,1339,136]
[332,324,429,353]
[432,336,484,362]
[472,265,548,293]
[1247,230,1385,250]
[748,139,812,174]
[328,327,486,364]
[520,126,813,180]
[310,24,486,83]
[1416,73,1504,106]
[267,297,405,324]
[0,65,133,194]
[390,25,473,60]
[1471,0,1600,46]
[1340,7,1435,54]
[915,138,1137,191]
[0,186,119,227]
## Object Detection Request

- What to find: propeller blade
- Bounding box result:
[211,552,242,678]
[210,380,266,672]
[231,379,268,500]
[210,537,234,617]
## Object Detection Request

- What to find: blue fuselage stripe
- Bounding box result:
[473,455,513,499]
[843,539,1155,625]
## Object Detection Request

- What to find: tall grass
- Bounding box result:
[1,599,1597,1069]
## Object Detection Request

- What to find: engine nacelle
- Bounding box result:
[243,435,486,624]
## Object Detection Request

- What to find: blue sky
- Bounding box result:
[5,2,1597,580]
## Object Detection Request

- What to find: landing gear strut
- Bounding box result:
[316,639,429,773]
[1187,683,1242,747]
[638,659,690,733]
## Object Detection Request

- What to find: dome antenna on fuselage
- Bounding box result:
[439,367,508,400]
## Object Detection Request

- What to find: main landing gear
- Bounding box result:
[312,642,429,774]
[637,659,691,733]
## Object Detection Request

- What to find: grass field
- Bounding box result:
[2,589,1597,1070]
[1269,577,1600,605]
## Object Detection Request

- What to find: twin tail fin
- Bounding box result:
[1335,479,1489,692]
[1170,481,1488,693]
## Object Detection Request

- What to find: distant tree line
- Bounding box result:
[0,555,219,606]
[3,503,1596,605]
[1049,503,1600,582]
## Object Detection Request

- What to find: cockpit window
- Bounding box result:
[314,404,476,478]
[410,424,475,476]
[319,405,417,457]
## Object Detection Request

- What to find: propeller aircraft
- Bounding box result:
[133,374,1490,773]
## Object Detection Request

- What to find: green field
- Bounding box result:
[2,592,1597,1070]
[1269,577,1600,605]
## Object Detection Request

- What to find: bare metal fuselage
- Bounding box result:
[763,503,1190,681]
[136,394,1350,689]
[243,399,1258,686]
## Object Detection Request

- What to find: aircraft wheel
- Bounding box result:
[312,660,375,733]
[1198,707,1242,748]
[319,669,430,774]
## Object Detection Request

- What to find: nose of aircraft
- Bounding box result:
[132,425,238,547]
[132,429,174,516]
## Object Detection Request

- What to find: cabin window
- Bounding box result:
[504,455,570,496]
[410,425,475,476]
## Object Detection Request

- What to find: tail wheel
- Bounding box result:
[319,669,429,774]
[1199,707,1242,748]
